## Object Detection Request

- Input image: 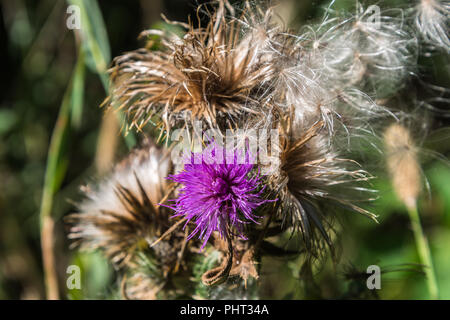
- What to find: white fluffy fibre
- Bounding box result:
[240,3,419,146]
[79,145,170,221]
[415,0,450,51]
[69,143,171,266]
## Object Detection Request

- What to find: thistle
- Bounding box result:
[267,111,377,253]
[67,141,175,268]
[106,0,279,134]
[384,123,421,209]
[64,0,449,300]
[164,143,272,250]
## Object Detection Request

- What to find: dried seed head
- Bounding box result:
[107,0,280,134]
[384,123,421,209]
[265,3,415,142]
[67,141,174,268]
[267,111,376,253]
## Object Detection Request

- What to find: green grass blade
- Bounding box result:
[39,48,86,299]
[71,49,86,128]
[68,0,110,78]
[68,0,136,148]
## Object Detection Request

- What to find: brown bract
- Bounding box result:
[106,0,278,134]
[205,235,259,287]
[267,109,377,254]
[67,141,178,269]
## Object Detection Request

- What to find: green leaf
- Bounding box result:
[39,49,85,299]
[69,0,110,80]
[67,0,136,148]
[0,109,18,135]
[70,49,86,128]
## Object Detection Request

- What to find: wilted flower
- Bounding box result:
[66,0,450,299]
[67,141,174,268]
[267,112,377,252]
[264,3,417,141]
[106,0,280,134]
[164,143,272,249]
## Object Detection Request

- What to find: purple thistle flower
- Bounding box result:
[164,144,272,249]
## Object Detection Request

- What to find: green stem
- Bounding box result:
[39,55,79,299]
[407,205,439,299]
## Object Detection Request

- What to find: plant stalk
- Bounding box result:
[407,204,439,299]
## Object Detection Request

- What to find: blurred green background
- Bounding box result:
[0,0,449,300]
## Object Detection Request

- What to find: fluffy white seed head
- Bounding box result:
[415,0,450,51]
[68,142,172,267]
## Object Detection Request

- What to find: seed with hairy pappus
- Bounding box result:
[384,123,421,210]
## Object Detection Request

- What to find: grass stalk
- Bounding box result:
[39,76,72,300]
[407,204,439,299]
[39,46,86,299]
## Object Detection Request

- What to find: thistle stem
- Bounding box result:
[406,204,439,299]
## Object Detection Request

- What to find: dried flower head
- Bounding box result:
[65,0,450,300]
[164,143,272,249]
[268,112,377,252]
[321,3,417,94]
[261,3,416,144]
[384,123,421,209]
[67,141,174,268]
[107,0,279,134]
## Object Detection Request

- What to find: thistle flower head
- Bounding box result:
[264,3,416,142]
[67,141,174,268]
[165,143,271,249]
[268,113,377,252]
[315,3,418,95]
[124,271,159,300]
[107,0,279,133]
